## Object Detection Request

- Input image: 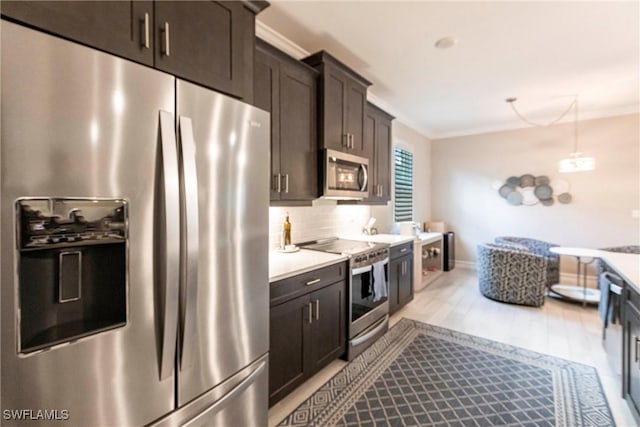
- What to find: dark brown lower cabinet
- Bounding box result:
[625,289,640,420]
[389,244,414,315]
[269,275,346,406]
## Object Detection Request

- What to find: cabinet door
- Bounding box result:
[346,79,367,157]
[254,47,281,201]
[1,1,153,65]
[360,110,377,203]
[279,60,318,201]
[398,254,414,307]
[269,295,311,406]
[627,306,640,414]
[376,118,392,202]
[322,67,347,152]
[309,281,346,373]
[154,1,253,99]
[388,258,401,314]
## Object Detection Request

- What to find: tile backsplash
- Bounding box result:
[269,200,374,249]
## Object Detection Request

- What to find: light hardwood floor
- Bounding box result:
[268,267,638,427]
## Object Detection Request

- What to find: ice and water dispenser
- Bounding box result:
[17,198,127,354]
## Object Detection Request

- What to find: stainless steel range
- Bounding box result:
[301,238,390,360]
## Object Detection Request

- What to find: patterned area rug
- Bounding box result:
[277,318,615,427]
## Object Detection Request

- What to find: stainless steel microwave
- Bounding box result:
[321,149,368,200]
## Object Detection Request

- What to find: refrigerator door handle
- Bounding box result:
[158,110,181,380]
[182,360,267,427]
[178,116,200,370]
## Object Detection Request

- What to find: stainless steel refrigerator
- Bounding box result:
[1,21,270,427]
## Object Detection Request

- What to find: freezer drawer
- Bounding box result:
[150,354,268,427]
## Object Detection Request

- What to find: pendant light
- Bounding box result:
[506,96,595,173]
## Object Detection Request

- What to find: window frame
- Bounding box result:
[393,143,414,223]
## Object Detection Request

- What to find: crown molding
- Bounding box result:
[255,20,309,59]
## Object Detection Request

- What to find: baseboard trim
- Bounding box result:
[454,260,476,270]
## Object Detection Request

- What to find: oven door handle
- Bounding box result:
[352,265,372,276]
[351,257,389,276]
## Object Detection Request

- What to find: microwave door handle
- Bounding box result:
[158,111,181,380]
[178,116,200,371]
[360,164,368,192]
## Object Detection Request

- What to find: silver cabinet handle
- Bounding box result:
[274,174,281,193]
[402,261,406,275]
[400,248,408,253]
[308,302,313,323]
[141,12,150,49]
[349,133,355,149]
[158,111,181,380]
[284,173,289,193]
[379,184,383,197]
[162,22,170,56]
[178,116,200,370]
[314,300,320,320]
[306,278,321,286]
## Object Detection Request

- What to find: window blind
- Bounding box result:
[394,147,413,222]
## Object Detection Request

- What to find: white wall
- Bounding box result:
[431,113,640,273]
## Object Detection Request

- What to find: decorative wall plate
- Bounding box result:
[507,191,523,205]
[535,175,550,186]
[499,184,515,198]
[519,174,535,188]
[506,176,520,187]
[534,184,553,200]
[521,188,539,205]
[551,179,570,194]
[558,193,572,204]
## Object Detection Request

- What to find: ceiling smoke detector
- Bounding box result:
[434,37,458,49]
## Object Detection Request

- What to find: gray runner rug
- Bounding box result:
[277,318,615,427]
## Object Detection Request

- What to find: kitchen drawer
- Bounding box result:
[627,285,640,312]
[390,242,413,260]
[270,261,347,306]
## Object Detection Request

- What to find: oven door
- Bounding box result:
[350,258,389,339]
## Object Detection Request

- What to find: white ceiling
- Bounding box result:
[257,1,640,139]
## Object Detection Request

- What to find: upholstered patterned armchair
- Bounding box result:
[494,236,559,288]
[477,243,548,307]
[597,245,640,290]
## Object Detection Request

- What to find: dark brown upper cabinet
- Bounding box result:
[255,40,318,205]
[2,1,268,101]
[302,51,372,158]
[154,1,259,100]
[363,102,394,204]
[1,1,155,66]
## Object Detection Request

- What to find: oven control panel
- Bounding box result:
[352,248,389,269]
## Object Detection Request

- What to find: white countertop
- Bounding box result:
[600,251,640,294]
[269,249,348,283]
[338,233,417,247]
[417,232,444,244]
[550,247,605,258]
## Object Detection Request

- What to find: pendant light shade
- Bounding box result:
[558,152,595,173]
